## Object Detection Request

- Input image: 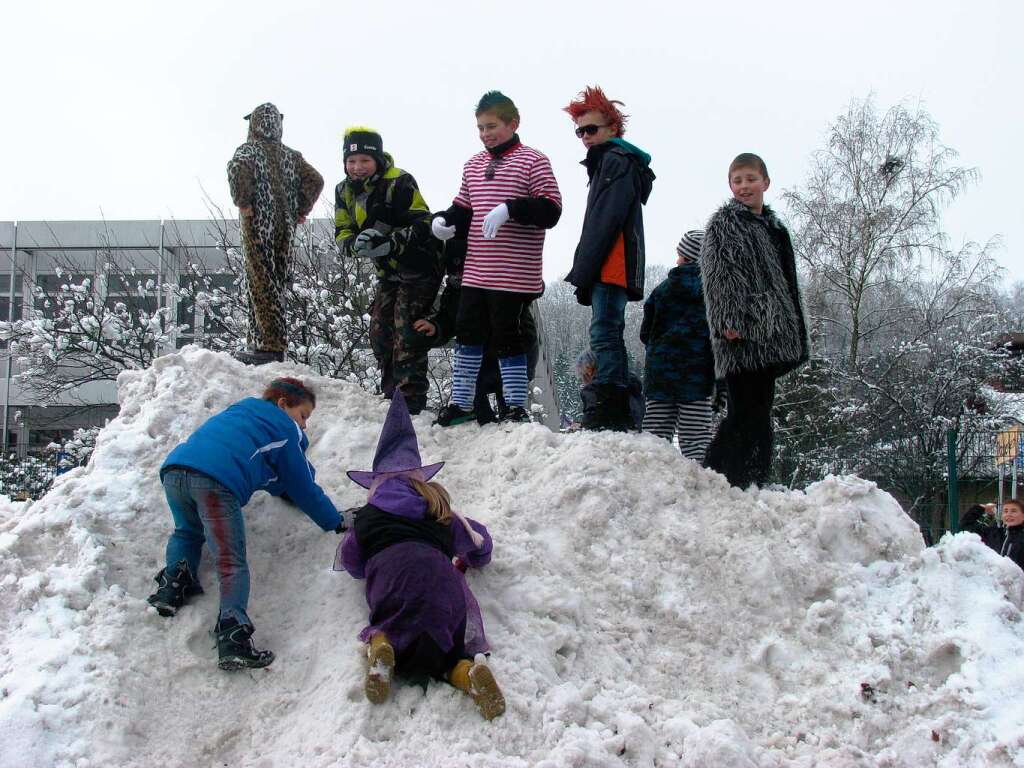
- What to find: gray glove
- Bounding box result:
[352,228,393,259]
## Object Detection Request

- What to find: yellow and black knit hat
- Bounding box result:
[343,127,384,167]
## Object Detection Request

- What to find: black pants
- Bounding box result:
[395,618,468,684]
[704,370,776,488]
[455,286,532,358]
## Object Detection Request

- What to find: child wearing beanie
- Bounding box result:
[335,126,442,415]
[639,230,716,461]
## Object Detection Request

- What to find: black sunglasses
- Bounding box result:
[574,124,607,138]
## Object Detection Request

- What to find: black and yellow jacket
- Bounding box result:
[334,153,441,280]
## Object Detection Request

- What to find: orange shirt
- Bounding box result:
[600,231,627,287]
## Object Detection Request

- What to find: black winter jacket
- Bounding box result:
[565,140,654,305]
[640,263,715,402]
[700,200,809,378]
[1001,525,1024,572]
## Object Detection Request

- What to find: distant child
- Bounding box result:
[700,153,809,488]
[564,86,655,431]
[414,237,540,423]
[335,126,442,415]
[430,91,561,426]
[576,349,644,431]
[148,377,344,670]
[337,391,504,720]
[639,230,715,461]
[1000,499,1024,571]
[227,103,324,365]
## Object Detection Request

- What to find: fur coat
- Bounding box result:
[700,199,809,378]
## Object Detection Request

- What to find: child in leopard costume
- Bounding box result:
[227,103,324,364]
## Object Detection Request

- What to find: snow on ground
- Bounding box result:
[1,346,1023,768]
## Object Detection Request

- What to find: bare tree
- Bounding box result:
[783,97,981,370]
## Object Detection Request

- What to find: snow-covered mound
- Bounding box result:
[2,347,1023,767]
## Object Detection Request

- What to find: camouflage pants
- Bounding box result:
[242,218,292,353]
[369,273,441,413]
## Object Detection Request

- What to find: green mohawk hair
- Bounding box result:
[474,91,520,123]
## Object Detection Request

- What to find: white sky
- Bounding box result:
[2,0,1022,284]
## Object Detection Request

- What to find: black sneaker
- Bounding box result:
[215,618,275,671]
[434,403,477,427]
[501,405,531,423]
[147,560,203,617]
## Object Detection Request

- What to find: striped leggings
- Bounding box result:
[642,398,713,462]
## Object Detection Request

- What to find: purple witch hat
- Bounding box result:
[347,390,444,489]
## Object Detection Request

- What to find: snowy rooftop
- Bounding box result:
[1,347,1023,767]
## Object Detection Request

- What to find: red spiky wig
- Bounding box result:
[563,86,628,137]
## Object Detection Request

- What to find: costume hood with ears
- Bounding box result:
[245,103,283,142]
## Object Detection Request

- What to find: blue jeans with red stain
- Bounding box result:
[162,467,251,627]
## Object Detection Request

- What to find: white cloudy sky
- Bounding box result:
[2,0,1021,284]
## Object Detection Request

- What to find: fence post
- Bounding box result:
[947,427,959,533]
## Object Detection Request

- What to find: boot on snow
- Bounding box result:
[147,560,203,617]
[448,658,506,720]
[501,405,530,424]
[233,348,285,366]
[365,633,395,704]
[215,618,275,671]
[434,403,477,427]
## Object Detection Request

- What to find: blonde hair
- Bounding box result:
[409,478,452,524]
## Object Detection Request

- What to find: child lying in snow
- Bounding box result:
[335,391,505,720]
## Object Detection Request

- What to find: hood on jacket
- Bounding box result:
[610,138,655,205]
[245,103,283,142]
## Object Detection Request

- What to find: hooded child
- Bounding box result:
[227,103,324,365]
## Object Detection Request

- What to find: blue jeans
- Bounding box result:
[162,468,251,627]
[589,282,628,387]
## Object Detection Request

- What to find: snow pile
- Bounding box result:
[1,347,1023,768]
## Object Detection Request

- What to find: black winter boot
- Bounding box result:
[435,403,477,427]
[501,405,530,423]
[215,618,275,671]
[147,560,203,617]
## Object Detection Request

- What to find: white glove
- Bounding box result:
[481,203,510,239]
[431,216,456,241]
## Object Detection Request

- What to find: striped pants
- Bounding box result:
[642,398,713,462]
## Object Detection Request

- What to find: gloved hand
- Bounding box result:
[334,519,348,534]
[352,229,392,259]
[481,203,509,239]
[431,216,456,241]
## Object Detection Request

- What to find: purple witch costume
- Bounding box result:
[335,392,492,679]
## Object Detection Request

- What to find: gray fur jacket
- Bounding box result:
[700,199,809,378]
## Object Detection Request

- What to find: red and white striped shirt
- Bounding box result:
[453,143,561,294]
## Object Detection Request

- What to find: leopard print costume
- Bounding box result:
[227,103,324,353]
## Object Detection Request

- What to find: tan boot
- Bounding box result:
[449,659,506,720]
[365,633,395,704]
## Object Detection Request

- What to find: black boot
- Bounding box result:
[215,618,275,671]
[435,403,477,427]
[147,560,203,617]
[474,393,497,425]
[233,348,285,366]
[501,405,530,423]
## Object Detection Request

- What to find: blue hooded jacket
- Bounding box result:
[161,397,341,531]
